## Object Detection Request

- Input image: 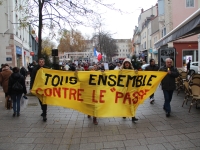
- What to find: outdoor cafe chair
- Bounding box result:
[191,74,200,79]
[189,84,200,112]
[182,81,192,107]
[189,77,200,85]
[180,72,188,81]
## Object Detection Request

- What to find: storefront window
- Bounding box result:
[182,50,198,66]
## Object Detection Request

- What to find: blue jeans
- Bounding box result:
[11,94,22,114]
[163,90,174,113]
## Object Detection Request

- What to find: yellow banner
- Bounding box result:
[31,68,167,117]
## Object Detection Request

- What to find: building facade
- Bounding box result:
[133,0,199,67]
[0,0,36,68]
[112,39,132,62]
[158,0,199,67]
[133,4,158,63]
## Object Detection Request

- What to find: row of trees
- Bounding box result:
[41,29,118,62]
[9,0,122,61]
[57,29,118,62]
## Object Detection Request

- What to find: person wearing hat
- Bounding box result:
[120,58,139,122]
[145,59,159,104]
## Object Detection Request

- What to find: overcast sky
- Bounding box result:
[77,0,158,39]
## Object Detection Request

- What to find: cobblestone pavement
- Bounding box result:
[0,81,200,150]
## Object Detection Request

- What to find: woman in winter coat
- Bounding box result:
[118,58,139,122]
[0,64,12,98]
[8,67,27,117]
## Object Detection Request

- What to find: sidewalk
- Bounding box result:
[0,85,200,150]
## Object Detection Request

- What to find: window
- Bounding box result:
[162,28,166,37]
[186,0,194,7]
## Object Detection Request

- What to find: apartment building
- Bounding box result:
[0,0,36,68]
[157,0,199,67]
[133,0,199,67]
[133,4,158,63]
[112,39,132,62]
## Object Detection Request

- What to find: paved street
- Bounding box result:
[0,82,200,150]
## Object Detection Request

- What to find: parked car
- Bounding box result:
[190,62,199,73]
[141,64,149,70]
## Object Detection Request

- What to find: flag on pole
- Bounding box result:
[94,48,102,61]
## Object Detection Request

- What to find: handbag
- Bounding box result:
[5,96,12,110]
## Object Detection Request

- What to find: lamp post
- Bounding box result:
[198,34,200,73]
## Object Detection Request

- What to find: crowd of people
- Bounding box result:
[0,57,180,125]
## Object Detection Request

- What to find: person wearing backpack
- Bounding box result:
[8,67,27,117]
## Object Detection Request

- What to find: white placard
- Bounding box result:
[104,63,109,70]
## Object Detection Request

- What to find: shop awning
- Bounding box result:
[155,9,200,48]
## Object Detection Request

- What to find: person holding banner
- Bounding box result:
[159,58,179,117]
[120,58,139,122]
[30,58,48,122]
[87,64,99,125]
[145,59,159,104]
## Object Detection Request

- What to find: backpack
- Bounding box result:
[12,79,23,92]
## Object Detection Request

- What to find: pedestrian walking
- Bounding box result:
[119,58,139,122]
[8,67,27,117]
[76,64,85,71]
[30,58,48,122]
[159,58,179,117]
[145,59,159,104]
[0,64,13,109]
[87,64,99,125]
[187,59,191,75]
[20,66,28,79]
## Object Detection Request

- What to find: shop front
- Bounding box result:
[173,42,198,67]
[16,46,22,67]
[24,50,30,68]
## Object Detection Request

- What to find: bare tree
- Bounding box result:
[93,32,118,62]
[12,0,120,60]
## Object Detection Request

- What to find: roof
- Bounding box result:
[155,8,200,48]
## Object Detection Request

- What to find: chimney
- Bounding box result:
[141,8,144,13]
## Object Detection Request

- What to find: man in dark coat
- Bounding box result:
[20,66,28,79]
[28,61,37,77]
[145,59,159,104]
[30,58,48,122]
[159,58,179,117]
[187,59,191,75]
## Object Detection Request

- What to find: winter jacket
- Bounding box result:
[0,66,12,93]
[159,65,179,90]
[120,58,134,70]
[20,67,28,78]
[145,65,159,71]
[30,65,48,89]
[8,72,27,95]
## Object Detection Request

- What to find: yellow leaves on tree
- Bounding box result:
[42,47,51,56]
[42,37,56,56]
[58,29,86,53]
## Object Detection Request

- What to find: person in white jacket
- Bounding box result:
[117,58,139,122]
[114,62,121,70]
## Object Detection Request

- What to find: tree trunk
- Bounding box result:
[38,1,44,61]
